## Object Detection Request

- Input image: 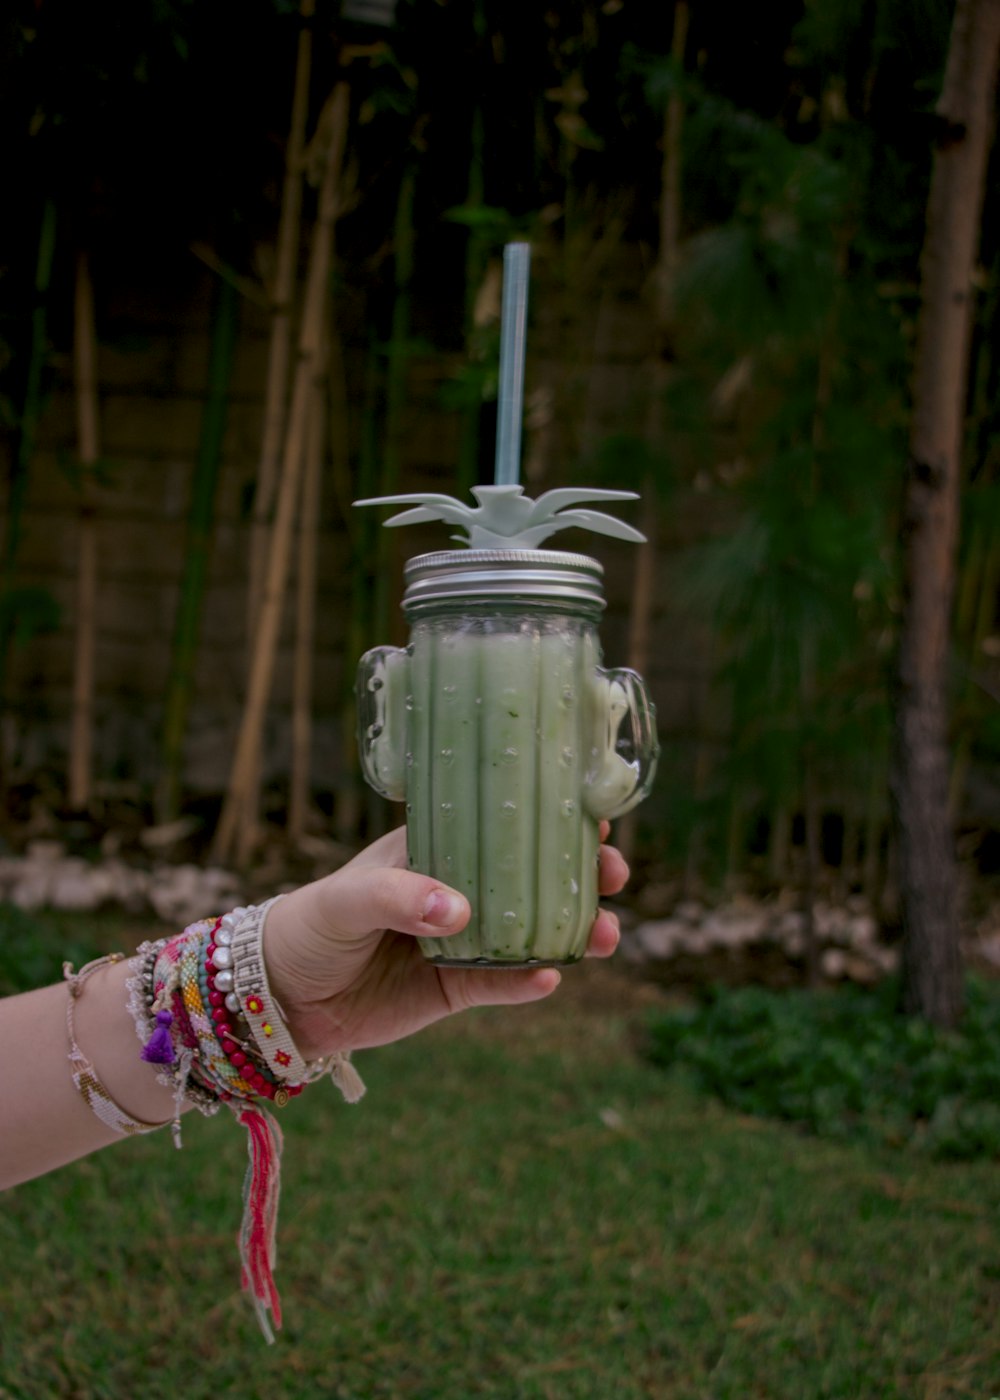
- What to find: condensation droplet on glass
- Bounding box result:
[405,803,413,815]
[501,910,517,926]
[569,878,580,895]
[440,747,454,765]
[501,800,517,817]
[561,850,572,868]
[439,801,454,819]
[442,683,457,699]
[560,907,572,925]
[561,686,575,706]
[405,751,414,768]
[442,854,454,870]
[369,676,383,692]
[560,746,575,767]
[501,747,519,764]
[561,799,577,817]
[404,693,414,711]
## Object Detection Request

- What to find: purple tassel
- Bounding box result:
[141,1008,177,1065]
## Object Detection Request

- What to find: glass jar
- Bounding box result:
[357,549,658,966]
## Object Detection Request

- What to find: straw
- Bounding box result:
[493,241,531,487]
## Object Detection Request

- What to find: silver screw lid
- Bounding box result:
[401,549,606,614]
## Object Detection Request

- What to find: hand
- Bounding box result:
[262,824,629,1060]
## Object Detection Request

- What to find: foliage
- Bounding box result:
[0,585,59,654]
[652,35,912,876]
[646,977,1000,1161]
[0,900,129,997]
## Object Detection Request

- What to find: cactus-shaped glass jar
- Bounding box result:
[356,511,658,966]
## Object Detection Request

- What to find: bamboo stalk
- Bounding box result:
[0,199,57,719]
[288,328,327,840]
[329,311,366,843]
[619,1,689,869]
[372,160,416,652]
[247,0,316,642]
[156,272,240,824]
[69,251,100,812]
[335,332,380,844]
[213,82,350,866]
[457,0,489,499]
[801,756,822,987]
[861,743,886,904]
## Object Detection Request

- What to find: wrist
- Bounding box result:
[72,958,181,1128]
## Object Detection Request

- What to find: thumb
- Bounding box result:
[313,864,471,940]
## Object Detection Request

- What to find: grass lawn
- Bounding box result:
[1,926,999,1399]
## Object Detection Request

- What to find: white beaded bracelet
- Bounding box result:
[226,898,313,1084]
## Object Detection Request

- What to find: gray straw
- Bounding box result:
[493,242,531,487]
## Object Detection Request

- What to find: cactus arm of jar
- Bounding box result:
[356,645,410,802]
[582,668,659,821]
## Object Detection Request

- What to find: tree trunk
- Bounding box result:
[892,0,1000,1027]
[68,251,100,812]
[212,82,349,866]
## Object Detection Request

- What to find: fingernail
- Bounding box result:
[422,889,467,927]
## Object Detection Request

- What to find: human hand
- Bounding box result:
[262,824,629,1060]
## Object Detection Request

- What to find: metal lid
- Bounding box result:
[401,549,606,614]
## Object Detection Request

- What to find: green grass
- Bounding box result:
[1,908,1000,1397]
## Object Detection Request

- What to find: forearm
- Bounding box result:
[0,959,182,1190]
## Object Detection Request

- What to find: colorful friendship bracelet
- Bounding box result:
[72,899,369,1341]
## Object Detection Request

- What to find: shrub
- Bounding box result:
[645,977,1000,1160]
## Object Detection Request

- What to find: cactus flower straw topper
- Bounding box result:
[355,242,659,966]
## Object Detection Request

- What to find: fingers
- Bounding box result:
[437,965,561,1014]
[597,843,629,896]
[585,907,621,959]
[310,863,470,940]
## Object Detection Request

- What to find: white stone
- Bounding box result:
[25,840,66,863]
[821,948,846,979]
[635,919,685,959]
[846,915,878,947]
[49,861,104,912]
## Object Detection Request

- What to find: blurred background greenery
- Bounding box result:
[3,4,1000,1391]
[5,0,997,915]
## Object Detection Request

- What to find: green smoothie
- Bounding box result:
[356,551,658,967]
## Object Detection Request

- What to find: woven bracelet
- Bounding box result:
[64,955,170,1138]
